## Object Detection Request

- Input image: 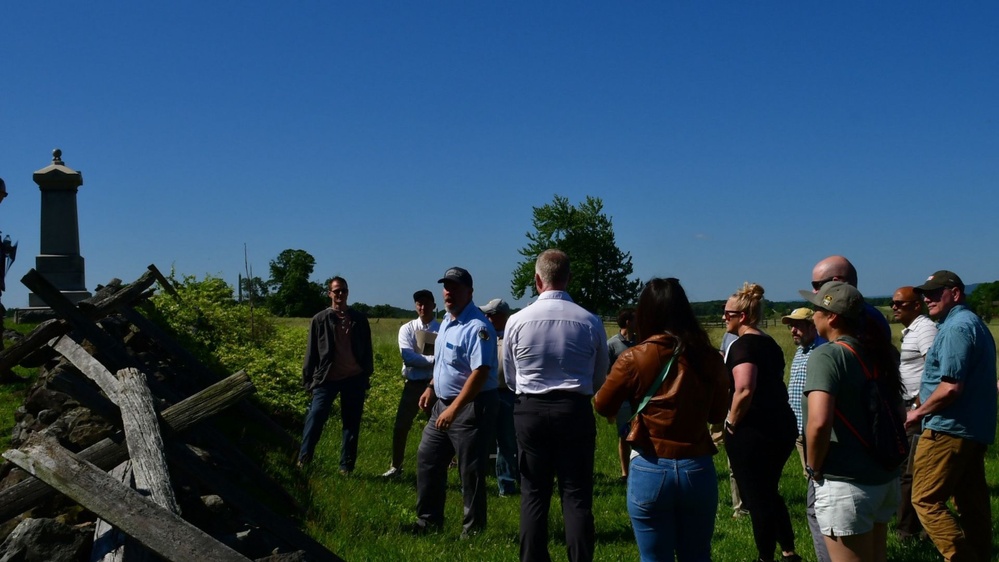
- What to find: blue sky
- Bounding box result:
[2,3,996,313]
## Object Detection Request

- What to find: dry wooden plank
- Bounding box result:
[116,367,179,515]
[22,269,136,372]
[4,435,250,562]
[50,335,121,397]
[146,264,179,300]
[0,371,254,522]
[92,461,150,562]
[0,269,157,373]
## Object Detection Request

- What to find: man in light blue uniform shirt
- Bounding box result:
[906,270,996,562]
[504,249,608,562]
[410,266,498,538]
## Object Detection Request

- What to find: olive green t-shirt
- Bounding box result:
[803,336,899,484]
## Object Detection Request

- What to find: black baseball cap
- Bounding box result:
[914,270,964,293]
[438,267,473,287]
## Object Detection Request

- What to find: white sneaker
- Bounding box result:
[381,467,402,478]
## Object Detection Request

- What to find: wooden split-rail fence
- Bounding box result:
[0,265,343,562]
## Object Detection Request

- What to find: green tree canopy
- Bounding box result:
[511,195,642,316]
[968,281,999,321]
[267,249,328,317]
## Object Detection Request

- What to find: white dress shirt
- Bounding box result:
[503,291,608,396]
[398,317,440,381]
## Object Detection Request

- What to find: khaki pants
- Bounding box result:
[911,430,991,562]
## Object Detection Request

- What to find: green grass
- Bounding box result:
[272,322,999,561]
[2,317,997,561]
[0,322,41,452]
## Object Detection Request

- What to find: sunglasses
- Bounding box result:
[329,289,347,295]
[811,276,840,291]
[890,300,917,308]
[723,310,743,320]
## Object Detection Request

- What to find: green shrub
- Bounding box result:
[146,272,309,421]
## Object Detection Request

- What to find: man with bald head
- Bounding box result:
[810,255,890,340]
[890,286,937,541]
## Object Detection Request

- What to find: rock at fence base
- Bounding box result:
[0,517,89,562]
[201,494,227,514]
[60,407,116,451]
[254,551,309,562]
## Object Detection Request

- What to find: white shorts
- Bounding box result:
[812,477,900,537]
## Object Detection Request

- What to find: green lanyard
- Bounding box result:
[628,351,679,422]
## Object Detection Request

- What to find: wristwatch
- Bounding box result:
[805,465,823,482]
[724,419,736,434]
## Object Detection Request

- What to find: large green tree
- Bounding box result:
[267,249,328,317]
[511,195,642,316]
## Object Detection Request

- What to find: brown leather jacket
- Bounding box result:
[594,333,730,459]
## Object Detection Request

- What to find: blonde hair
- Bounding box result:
[730,282,765,326]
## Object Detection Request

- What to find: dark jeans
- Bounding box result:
[298,375,367,471]
[416,390,498,534]
[390,379,432,469]
[496,388,519,495]
[515,392,596,562]
[725,425,796,561]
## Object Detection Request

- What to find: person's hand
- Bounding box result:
[418,388,434,412]
[905,409,922,431]
[435,405,456,431]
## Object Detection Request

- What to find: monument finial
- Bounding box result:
[52,149,63,165]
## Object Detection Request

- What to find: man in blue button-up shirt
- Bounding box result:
[410,267,498,538]
[906,270,997,562]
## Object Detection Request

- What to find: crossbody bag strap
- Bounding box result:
[628,350,679,422]
[831,340,875,448]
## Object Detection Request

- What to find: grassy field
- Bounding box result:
[280,319,999,561]
[2,316,997,561]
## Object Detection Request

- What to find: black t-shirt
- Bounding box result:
[726,333,796,438]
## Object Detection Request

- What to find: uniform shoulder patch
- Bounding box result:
[478,329,490,341]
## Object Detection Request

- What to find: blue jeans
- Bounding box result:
[495,389,519,495]
[299,375,367,471]
[628,453,717,562]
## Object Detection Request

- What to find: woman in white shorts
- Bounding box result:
[799,282,903,562]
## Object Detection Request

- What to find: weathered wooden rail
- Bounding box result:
[0,266,343,562]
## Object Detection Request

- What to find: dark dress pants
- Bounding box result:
[514,392,596,562]
[390,379,431,469]
[416,390,498,534]
[298,375,367,471]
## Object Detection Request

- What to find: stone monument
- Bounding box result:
[28,149,92,307]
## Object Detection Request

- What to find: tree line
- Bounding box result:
[240,196,998,322]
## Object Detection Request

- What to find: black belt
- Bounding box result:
[521,390,590,400]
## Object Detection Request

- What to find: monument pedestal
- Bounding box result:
[28,149,92,310]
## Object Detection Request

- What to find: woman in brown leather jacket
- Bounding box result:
[595,278,729,561]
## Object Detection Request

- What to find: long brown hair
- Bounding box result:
[635,278,714,361]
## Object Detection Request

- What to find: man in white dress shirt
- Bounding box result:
[504,249,608,562]
[382,289,440,478]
